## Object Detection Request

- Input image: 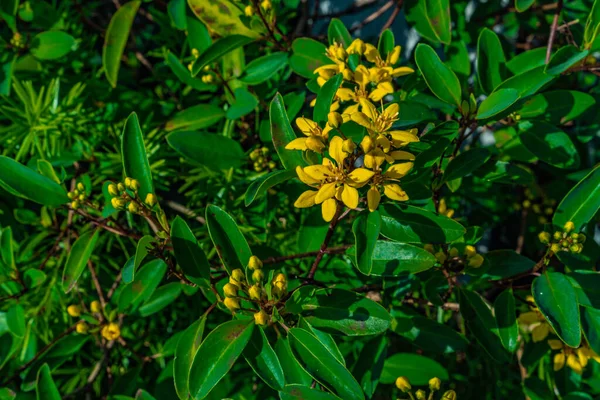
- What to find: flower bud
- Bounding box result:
[429,377,441,391]
[78,194,85,201]
[570,243,583,254]
[442,390,457,400]
[416,389,426,400]
[424,244,435,254]
[342,139,356,154]
[464,245,477,258]
[76,322,89,334]
[570,232,580,242]
[202,75,214,84]
[468,254,484,268]
[77,182,85,192]
[224,297,240,312]
[71,200,80,210]
[117,182,126,192]
[191,48,199,58]
[248,255,263,271]
[564,221,575,233]
[252,269,264,283]
[111,197,125,209]
[130,179,140,191]
[101,322,121,341]
[254,310,269,326]
[127,202,139,213]
[553,231,563,241]
[550,243,561,253]
[395,376,411,392]
[561,240,569,248]
[230,269,245,285]
[244,5,254,16]
[435,251,447,264]
[145,193,157,207]
[538,231,551,244]
[90,300,101,313]
[124,177,132,188]
[249,284,262,300]
[328,112,343,129]
[223,283,238,297]
[67,305,81,317]
[273,273,287,291]
[68,191,76,200]
[448,247,459,258]
[261,0,271,10]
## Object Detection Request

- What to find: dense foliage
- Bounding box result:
[2,0,600,399]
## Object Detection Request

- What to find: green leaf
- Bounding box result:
[313,74,343,125]
[415,44,461,106]
[288,328,364,400]
[131,235,154,281]
[0,227,16,270]
[243,327,285,390]
[37,160,61,184]
[493,66,555,98]
[245,170,296,206]
[191,35,254,77]
[476,89,520,120]
[0,156,68,206]
[30,31,75,60]
[275,338,312,386]
[352,211,381,276]
[205,205,252,275]
[61,230,99,293]
[327,18,352,47]
[226,87,258,120]
[568,271,600,308]
[482,250,534,280]
[519,91,595,125]
[443,148,491,182]
[545,46,589,75]
[118,259,167,312]
[7,304,25,338]
[187,0,260,39]
[167,0,187,30]
[174,315,207,400]
[121,112,154,199]
[459,289,510,362]
[476,28,507,94]
[584,0,600,47]
[139,282,182,317]
[553,164,600,229]
[270,93,306,170]
[353,241,436,276]
[494,289,518,352]
[391,315,468,354]
[405,0,451,45]
[171,216,210,286]
[506,47,547,75]
[377,29,395,58]
[298,318,345,366]
[380,353,449,385]
[279,385,340,400]
[581,305,600,355]
[240,52,288,85]
[379,204,465,244]
[167,131,244,171]
[103,1,141,88]
[532,272,581,347]
[481,161,533,185]
[165,51,214,92]
[515,0,535,12]
[518,120,579,169]
[36,364,61,400]
[189,319,255,399]
[289,38,331,79]
[352,335,387,398]
[165,104,225,131]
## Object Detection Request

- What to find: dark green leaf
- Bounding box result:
[443,148,491,182]
[275,338,312,386]
[380,353,448,385]
[405,0,451,45]
[191,35,254,76]
[121,112,154,199]
[270,93,306,170]
[118,259,166,312]
[167,0,187,30]
[139,283,182,317]
[353,241,436,276]
[205,205,252,275]
[581,305,600,355]
[240,52,288,84]
[494,289,518,352]
[313,74,343,124]
[7,304,25,338]
[476,89,520,120]
[243,327,285,390]
[553,164,600,229]
[171,216,210,286]
[165,51,214,92]
[62,230,99,293]
[352,211,381,276]
[568,271,600,308]
[482,250,534,280]
[165,104,225,131]
[476,28,507,94]
[415,44,461,106]
[174,316,207,400]
[515,0,535,12]
[352,335,387,398]
[245,170,296,206]
[545,46,589,75]
[519,90,595,125]
[289,38,331,79]
[481,161,533,185]
[103,1,141,88]
[298,318,345,366]
[226,87,258,120]
[279,384,340,400]
[167,131,244,171]
[36,364,61,400]
[519,120,579,169]
[391,315,468,354]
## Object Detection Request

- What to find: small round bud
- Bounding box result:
[67,305,81,317]
[111,197,125,209]
[545,207,553,215]
[101,322,121,341]
[202,75,214,84]
[254,310,269,326]
[78,194,85,201]
[127,202,139,213]
[249,284,262,300]
[570,232,580,242]
[145,193,157,207]
[71,200,80,210]
[248,255,263,270]
[435,251,447,264]
[261,147,269,155]
[327,112,343,129]
[273,273,287,291]
[416,389,426,400]
[249,150,259,161]
[538,231,551,244]
[72,189,79,197]
[67,192,76,200]
[230,269,245,285]
[569,244,582,253]
[124,177,132,188]
[252,269,264,283]
[268,161,276,169]
[244,5,254,16]
[564,221,575,233]
[223,283,238,298]
[464,245,477,258]
[90,300,101,313]
[442,390,457,400]
[553,231,563,241]
[342,138,356,154]
[191,48,199,58]
[117,182,126,192]
[448,247,459,258]
[77,182,85,192]
[395,376,411,392]
[522,199,531,209]
[76,322,89,334]
[261,0,272,10]
[429,377,441,391]
[550,243,561,253]
[130,179,140,191]
[561,240,569,248]
[224,297,240,312]
[468,254,484,268]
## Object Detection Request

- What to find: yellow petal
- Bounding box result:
[328,136,346,166]
[306,136,326,153]
[567,353,583,374]
[367,186,381,212]
[294,191,317,208]
[389,130,420,147]
[384,183,409,201]
[577,348,589,368]
[369,82,394,102]
[296,166,320,185]
[364,149,385,169]
[554,353,566,371]
[518,311,540,325]
[341,184,359,209]
[392,66,415,77]
[383,103,399,119]
[321,198,337,222]
[336,88,354,101]
[344,103,359,116]
[296,117,318,135]
[351,112,373,130]
[359,98,378,121]
[304,165,331,181]
[385,162,413,179]
[390,150,416,161]
[532,323,550,342]
[285,137,308,150]
[330,101,340,112]
[347,168,375,187]
[387,45,401,65]
[360,135,375,153]
[547,339,564,350]
[315,182,337,204]
[364,44,379,63]
[354,65,370,88]
[375,134,391,152]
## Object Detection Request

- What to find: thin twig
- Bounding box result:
[380,0,403,34]
[262,245,351,265]
[545,0,564,63]
[306,202,343,280]
[350,1,394,32]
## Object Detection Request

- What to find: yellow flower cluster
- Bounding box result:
[107,177,157,213]
[395,376,455,399]
[424,244,484,269]
[515,188,556,224]
[538,221,585,254]
[67,182,89,210]
[549,339,600,375]
[68,301,119,341]
[250,146,276,172]
[517,296,553,342]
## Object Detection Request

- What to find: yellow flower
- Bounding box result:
[145,193,157,207]
[325,41,347,64]
[285,117,332,153]
[549,340,600,375]
[438,198,455,218]
[346,38,366,55]
[366,161,413,211]
[293,137,374,221]
[76,322,88,334]
[363,44,415,79]
[336,65,393,111]
[244,5,254,16]
[429,377,442,391]
[518,298,553,342]
[101,323,121,341]
[254,310,269,326]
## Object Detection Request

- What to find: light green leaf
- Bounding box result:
[7,304,25,338]
[62,230,99,293]
[275,338,312,386]
[289,38,331,79]
[166,104,225,131]
[405,0,451,45]
[31,31,75,60]
[351,241,436,276]
[226,87,258,120]
[103,1,141,88]
[476,89,520,120]
[327,18,352,47]
[545,46,589,75]
[187,0,260,39]
[139,282,182,317]
[118,259,167,312]
[241,52,288,85]
[494,65,555,98]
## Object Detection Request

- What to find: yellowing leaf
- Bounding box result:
[187,0,261,38]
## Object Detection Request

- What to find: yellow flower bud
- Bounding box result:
[252,269,265,283]
[468,254,484,268]
[145,193,157,207]
[261,0,272,10]
[550,243,561,253]
[416,389,426,400]
[438,198,447,214]
[101,322,121,341]
[117,182,126,192]
[130,179,140,191]
[442,390,457,400]
[464,245,477,258]
[429,377,441,391]
[395,376,411,392]
[67,305,81,317]
[435,251,447,264]
[230,269,245,285]
[187,62,193,72]
[224,297,240,312]
[111,197,125,209]
[448,247,459,258]
[77,182,85,192]
[570,243,583,254]
[127,202,139,213]
[223,283,238,297]
[254,310,269,326]
[191,48,199,58]
[327,112,343,128]
[522,199,531,208]
[553,231,563,241]
[564,221,575,233]
[67,191,76,200]
[244,5,254,16]
[202,74,214,84]
[124,177,132,188]
[342,138,356,154]
[273,273,287,291]
[76,322,89,334]
[248,255,263,270]
[538,231,551,244]
[90,300,101,313]
[78,194,85,201]
[249,284,263,300]
[71,200,80,210]
[578,233,587,243]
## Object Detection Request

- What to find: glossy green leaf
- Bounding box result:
[415,44,461,106]
[165,51,214,92]
[171,216,210,286]
[189,319,255,399]
[187,0,260,39]
[459,289,510,362]
[0,156,68,206]
[378,29,395,58]
[121,112,154,199]
[174,315,207,400]
[270,93,306,170]
[380,353,448,385]
[240,52,288,84]
[131,235,154,280]
[482,250,535,280]
[519,120,579,169]
[288,328,364,400]
[405,0,451,45]
[243,327,285,390]
[568,271,600,308]
[298,317,345,366]
[139,282,183,317]
[37,160,60,184]
[103,1,141,88]
[191,35,254,77]
[391,315,468,354]
[36,364,61,400]
[584,0,600,47]
[352,335,386,398]
[379,204,465,244]
[118,259,167,312]
[165,104,225,131]
[352,211,381,276]
[205,204,252,275]
[289,38,331,79]
[553,164,600,229]
[581,305,600,355]
[167,131,244,171]
[355,241,436,276]
[226,87,258,119]
[532,272,581,347]
[494,66,554,98]
[481,161,533,185]
[327,18,352,47]
[61,230,99,293]
[506,47,547,75]
[515,0,535,12]
[275,338,312,386]
[279,385,340,400]
[313,74,343,124]
[519,90,595,125]
[30,31,75,60]
[494,289,518,352]
[7,304,25,338]
[476,89,520,120]
[476,28,507,94]
[545,46,589,75]
[167,0,187,30]
[444,148,491,182]
[245,169,296,206]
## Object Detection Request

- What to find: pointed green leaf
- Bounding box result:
[240,52,288,85]
[327,18,352,47]
[187,0,260,40]
[494,289,518,352]
[275,337,312,386]
[118,259,167,312]
[139,282,183,317]
[313,74,343,124]
[352,211,381,276]
[171,216,210,286]
[279,385,340,400]
[31,31,75,60]
[167,131,244,170]
[352,335,387,397]
[103,1,141,88]
[121,112,154,199]
[405,0,451,45]
[351,241,436,276]
[243,327,285,390]
[545,46,589,75]
[289,38,331,79]
[270,93,306,170]
[205,205,252,275]
[519,120,579,169]
[494,65,555,98]
[165,104,225,131]
[62,230,99,293]
[36,364,61,400]
[476,89,520,120]
[191,35,254,76]
[415,44,461,106]
[174,315,207,400]
[553,164,600,229]
[443,148,491,182]
[476,28,507,94]
[298,318,345,366]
